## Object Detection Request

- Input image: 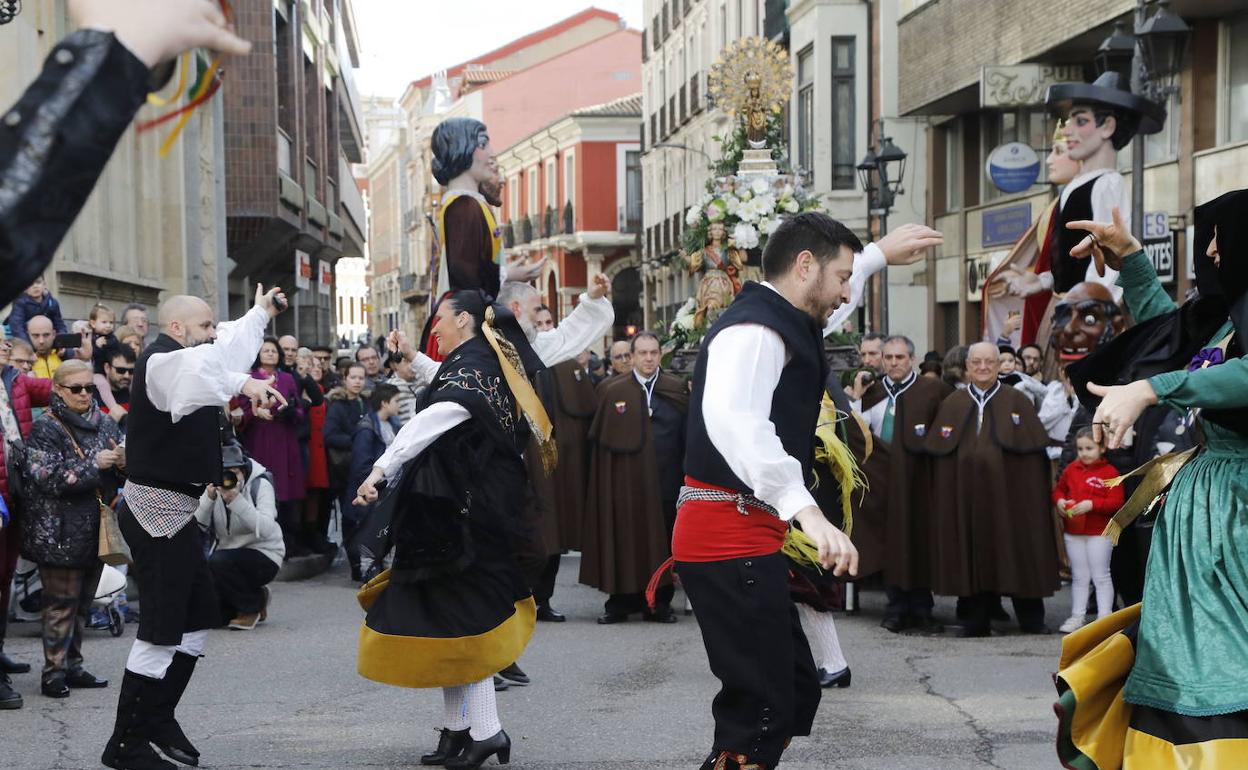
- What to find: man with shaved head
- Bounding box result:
[925,341,1059,637]
[103,285,287,769]
[26,315,65,379]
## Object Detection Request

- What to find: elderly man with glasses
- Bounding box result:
[607,340,632,377]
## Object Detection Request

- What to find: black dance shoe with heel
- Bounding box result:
[420,728,471,765]
[445,729,511,769]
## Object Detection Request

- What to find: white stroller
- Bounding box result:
[11,559,127,637]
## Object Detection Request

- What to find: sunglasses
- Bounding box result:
[111,366,134,375]
[58,384,93,395]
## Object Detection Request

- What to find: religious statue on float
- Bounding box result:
[669,36,816,343]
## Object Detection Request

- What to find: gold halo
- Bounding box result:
[707,37,794,117]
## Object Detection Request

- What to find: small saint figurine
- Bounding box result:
[687,220,747,328]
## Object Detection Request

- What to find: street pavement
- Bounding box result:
[2,554,1071,769]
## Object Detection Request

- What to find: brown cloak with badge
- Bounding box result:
[860,377,954,590]
[540,359,596,551]
[579,372,689,596]
[924,386,1059,599]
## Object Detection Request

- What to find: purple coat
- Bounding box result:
[240,369,306,502]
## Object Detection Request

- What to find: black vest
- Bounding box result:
[1054,178,1097,294]
[127,334,226,494]
[684,282,829,493]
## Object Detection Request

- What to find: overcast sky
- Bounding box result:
[353,1,645,98]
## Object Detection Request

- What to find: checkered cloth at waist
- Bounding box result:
[676,485,780,518]
[123,481,200,538]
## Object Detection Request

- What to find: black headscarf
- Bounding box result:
[1068,188,1248,433]
[430,118,489,186]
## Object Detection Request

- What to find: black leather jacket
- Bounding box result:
[0,30,152,306]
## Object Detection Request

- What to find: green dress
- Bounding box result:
[1117,250,1248,716]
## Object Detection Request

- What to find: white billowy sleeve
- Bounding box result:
[1085,173,1127,301]
[533,293,615,366]
[409,352,441,386]
[825,242,886,335]
[371,401,471,477]
[145,305,270,422]
[703,324,817,521]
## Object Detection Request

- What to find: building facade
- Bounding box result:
[0,2,229,321]
[898,0,1248,352]
[222,0,367,346]
[497,95,644,347]
[365,9,641,345]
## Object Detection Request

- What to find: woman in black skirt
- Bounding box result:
[353,290,552,769]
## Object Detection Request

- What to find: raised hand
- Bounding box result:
[1066,207,1139,274]
[588,273,612,300]
[1088,379,1158,449]
[70,0,252,68]
[875,223,944,266]
[254,284,287,318]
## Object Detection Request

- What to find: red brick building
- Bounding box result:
[497,94,643,343]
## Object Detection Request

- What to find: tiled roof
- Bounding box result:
[571,93,643,118]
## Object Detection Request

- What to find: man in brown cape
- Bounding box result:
[531,332,597,623]
[580,332,689,623]
[925,341,1059,636]
[853,335,952,633]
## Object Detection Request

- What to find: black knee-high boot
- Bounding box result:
[148,652,200,766]
[101,670,176,770]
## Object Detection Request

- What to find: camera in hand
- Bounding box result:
[220,441,249,490]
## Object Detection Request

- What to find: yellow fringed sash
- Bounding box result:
[1100,447,1198,544]
[809,394,868,541]
[480,307,558,474]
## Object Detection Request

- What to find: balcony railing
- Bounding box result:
[503,220,515,249]
[563,202,574,234]
[521,216,534,244]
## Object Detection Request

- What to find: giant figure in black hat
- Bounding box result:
[1010,72,1164,305]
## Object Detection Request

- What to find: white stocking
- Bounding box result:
[464,677,501,740]
[441,685,470,731]
[797,603,848,673]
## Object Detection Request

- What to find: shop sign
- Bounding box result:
[981,64,1086,108]
[981,203,1032,248]
[986,142,1041,194]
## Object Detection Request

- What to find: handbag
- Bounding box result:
[49,413,131,566]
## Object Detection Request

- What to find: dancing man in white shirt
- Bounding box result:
[672,212,940,770]
[103,286,287,770]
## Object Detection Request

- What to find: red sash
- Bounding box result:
[670,476,788,562]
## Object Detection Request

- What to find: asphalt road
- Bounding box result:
[1,554,1070,769]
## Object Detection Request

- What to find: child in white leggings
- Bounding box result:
[1052,427,1125,634]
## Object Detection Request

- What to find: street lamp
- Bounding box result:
[1092,1,1190,240]
[857,124,907,332]
[1136,0,1190,97]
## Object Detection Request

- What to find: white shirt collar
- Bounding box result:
[634,369,658,388]
[1060,167,1111,207]
[445,187,486,203]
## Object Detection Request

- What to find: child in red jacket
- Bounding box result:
[1053,427,1125,633]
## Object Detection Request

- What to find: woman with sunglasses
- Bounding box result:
[21,359,124,698]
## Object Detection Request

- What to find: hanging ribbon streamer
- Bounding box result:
[135,0,233,157]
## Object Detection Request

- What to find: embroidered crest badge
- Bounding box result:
[940,426,953,438]
[914,424,927,437]
[614,401,627,414]
[1011,412,1021,425]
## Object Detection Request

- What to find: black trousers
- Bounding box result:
[119,504,219,645]
[533,554,561,607]
[677,553,820,768]
[207,548,279,624]
[884,586,935,621]
[961,593,1045,634]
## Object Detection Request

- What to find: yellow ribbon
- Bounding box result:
[145,52,190,107]
[479,307,558,474]
[1100,447,1198,544]
[810,394,868,539]
[158,55,222,158]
